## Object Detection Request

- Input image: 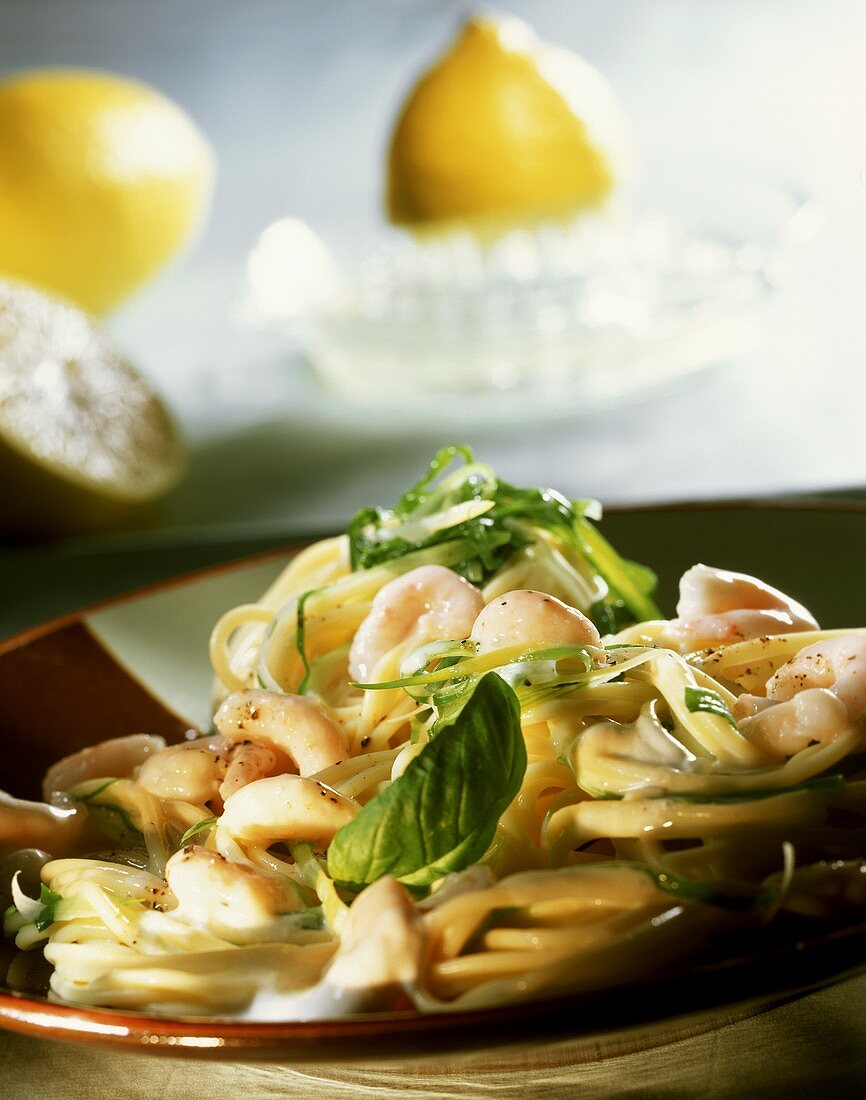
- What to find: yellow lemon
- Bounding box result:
[0,279,186,536]
[387,16,630,232]
[0,69,214,315]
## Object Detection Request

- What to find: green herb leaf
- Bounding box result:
[327,674,526,889]
[669,774,845,805]
[73,777,120,803]
[571,519,660,625]
[282,904,325,930]
[34,884,62,932]
[86,801,143,844]
[642,865,758,911]
[345,447,659,627]
[589,598,633,636]
[684,686,739,728]
[179,817,217,846]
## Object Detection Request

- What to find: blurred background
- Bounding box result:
[1,0,865,545]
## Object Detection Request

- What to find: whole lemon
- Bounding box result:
[387,16,630,232]
[0,69,214,314]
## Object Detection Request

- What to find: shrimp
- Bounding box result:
[43,734,166,807]
[349,565,484,683]
[138,735,229,806]
[470,589,601,654]
[766,635,866,716]
[165,847,303,941]
[736,634,866,759]
[137,735,279,809]
[214,690,349,776]
[216,774,357,854]
[323,876,423,1008]
[220,740,282,802]
[664,564,818,653]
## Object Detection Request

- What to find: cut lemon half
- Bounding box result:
[0,280,185,536]
[387,15,630,233]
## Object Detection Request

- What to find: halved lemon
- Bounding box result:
[387,15,630,232]
[0,280,185,536]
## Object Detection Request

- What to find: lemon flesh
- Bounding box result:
[0,69,214,315]
[388,16,628,232]
[0,280,185,536]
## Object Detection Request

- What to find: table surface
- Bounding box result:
[3,1,866,1093]
[2,974,866,1098]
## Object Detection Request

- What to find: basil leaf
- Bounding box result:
[327,674,526,889]
[684,686,739,728]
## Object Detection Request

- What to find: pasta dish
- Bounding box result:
[3,447,866,1019]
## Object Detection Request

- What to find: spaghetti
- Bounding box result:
[3,448,866,1019]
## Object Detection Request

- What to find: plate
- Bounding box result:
[1,499,866,1059]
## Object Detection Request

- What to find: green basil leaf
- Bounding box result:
[684,686,738,728]
[327,674,526,889]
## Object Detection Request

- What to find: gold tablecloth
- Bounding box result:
[1,973,865,1098]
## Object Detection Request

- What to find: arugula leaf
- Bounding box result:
[34,884,62,932]
[346,446,660,627]
[684,686,739,728]
[327,674,526,889]
[589,598,633,636]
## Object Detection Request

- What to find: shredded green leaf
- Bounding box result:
[346,446,660,628]
[642,865,758,911]
[281,905,325,931]
[34,884,62,932]
[684,686,739,728]
[73,777,120,803]
[669,774,845,805]
[179,817,217,846]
